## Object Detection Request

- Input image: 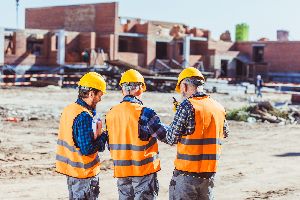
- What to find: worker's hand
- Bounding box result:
[94,120,103,140]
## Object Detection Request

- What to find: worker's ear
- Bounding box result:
[183,83,188,93]
[89,90,95,99]
[135,88,142,96]
[135,85,144,96]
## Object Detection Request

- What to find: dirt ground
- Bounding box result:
[0,87,299,200]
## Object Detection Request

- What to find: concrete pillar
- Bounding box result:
[145,35,156,67]
[183,35,191,68]
[0,28,4,65]
[13,31,27,56]
[57,30,65,65]
[113,34,119,60]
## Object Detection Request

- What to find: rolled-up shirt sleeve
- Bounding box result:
[165,100,195,145]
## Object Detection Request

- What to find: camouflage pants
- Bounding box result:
[117,173,159,200]
[169,172,215,200]
[67,174,100,200]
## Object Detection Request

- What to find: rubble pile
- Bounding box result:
[227,101,300,124]
[0,105,59,122]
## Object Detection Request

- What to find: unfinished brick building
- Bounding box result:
[233,41,300,83]
[23,2,238,72]
[1,2,300,83]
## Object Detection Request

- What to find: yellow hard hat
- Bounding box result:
[175,67,205,93]
[119,69,146,91]
[78,72,107,93]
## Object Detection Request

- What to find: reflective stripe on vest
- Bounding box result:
[113,153,159,166]
[175,96,225,173]
[179,138,223,145]
[109,137,157,151]
[177,153,220,161]
[57,139,82,155]
[106,102,160,178]
[56,103,100,178]
[56,154,100,169]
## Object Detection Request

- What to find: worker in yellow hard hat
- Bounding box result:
[165,67,230,200]
[105,69,168,200]
[56,72,108,199]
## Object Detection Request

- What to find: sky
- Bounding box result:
[0,0,299,41]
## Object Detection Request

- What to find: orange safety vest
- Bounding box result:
[106,102,160,178]
[56,103,100,178]
[175,96,225,173]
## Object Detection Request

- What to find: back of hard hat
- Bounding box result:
[119,69,146,91]
[176,67,205,92]
[78,72,107,93]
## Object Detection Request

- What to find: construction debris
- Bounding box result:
[4,117,22,122]
[0,105,57,122]
[227,101,300,124]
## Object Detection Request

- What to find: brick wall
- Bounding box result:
[42,33,51,58]
[26,3,118,34]
[173,42,182,63]
[190,41,209,55]
[65,33,80,63]
[118,52,145,66]
[264,42,300,72]
[64,5,96,32]
[234,42,252,57]
[118,36,144,53]
[135,23,149,35]
[94,3,119,34]
[236,41,300,72]
[96,34,118,60]
[79,32,96,52]
[96,35,111,55]
[26,7,65,30]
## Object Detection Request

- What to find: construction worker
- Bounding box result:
[256,74,264,98]
[105,69,168,200]
[56,72,108,200]
[166,67,229,200]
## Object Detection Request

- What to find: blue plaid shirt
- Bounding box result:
[122,95,168,142]
[72,99,107,155]
[166,92,229,145]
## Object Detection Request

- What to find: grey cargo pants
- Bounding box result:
[169,172,215,200]
[67,174,100,200]
[117,173,159,200]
